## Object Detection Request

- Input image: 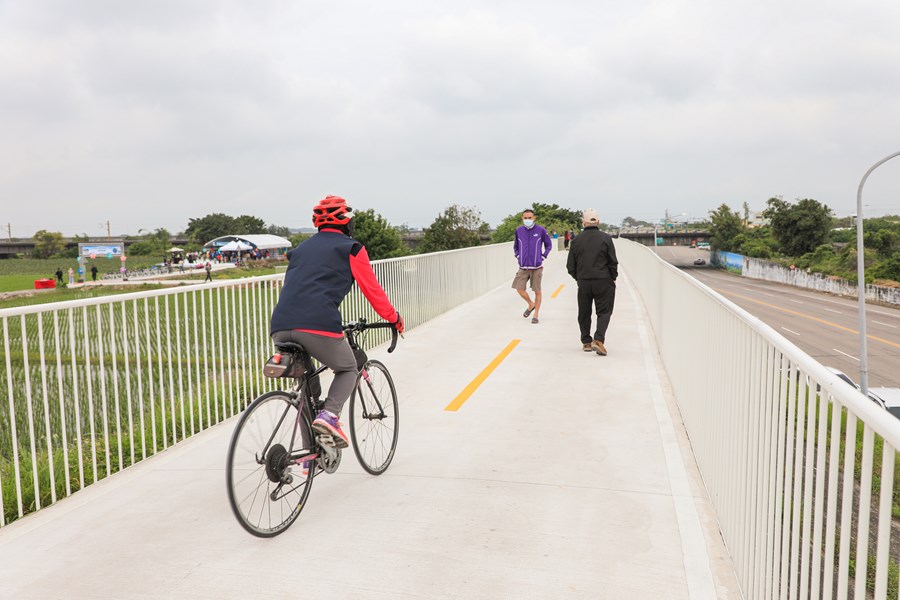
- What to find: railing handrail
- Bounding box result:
[0,243,512,319]
[635,241,900,449]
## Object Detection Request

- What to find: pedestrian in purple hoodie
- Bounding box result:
[512,208,553,324]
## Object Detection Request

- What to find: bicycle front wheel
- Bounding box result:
[349,360,399,475]
[226,391,314,537]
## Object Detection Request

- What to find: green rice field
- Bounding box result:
[0,280,285,525]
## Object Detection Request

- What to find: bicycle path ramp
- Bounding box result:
[0,253,740,599]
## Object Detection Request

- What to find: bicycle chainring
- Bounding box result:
[319,447,342,474]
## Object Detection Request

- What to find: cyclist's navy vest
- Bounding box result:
[270,231,361,336]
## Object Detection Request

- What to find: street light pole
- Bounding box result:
[855,150,900,395]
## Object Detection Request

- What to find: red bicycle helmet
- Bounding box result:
[312,195,353,228]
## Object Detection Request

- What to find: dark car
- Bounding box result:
[693,258,706,265]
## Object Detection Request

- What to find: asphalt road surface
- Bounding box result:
[650,245,900,388]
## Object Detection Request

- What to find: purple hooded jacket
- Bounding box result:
[514,224,552,269]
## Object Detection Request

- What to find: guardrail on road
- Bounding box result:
[0,243,513,527]
[618,238,900,600]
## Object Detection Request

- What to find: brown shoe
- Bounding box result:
[591,340,607,356]
[583,343,592,352]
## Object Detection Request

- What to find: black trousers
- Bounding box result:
[577,278,616,344]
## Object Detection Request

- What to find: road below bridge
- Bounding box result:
[654,245,900,388]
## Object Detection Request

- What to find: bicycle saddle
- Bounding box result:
[274,342,306,355]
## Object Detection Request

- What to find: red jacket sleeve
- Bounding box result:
[349,245,399,323]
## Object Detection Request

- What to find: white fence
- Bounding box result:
[0,243,513,527]
[744,257,900,306]
[618,238,900,600]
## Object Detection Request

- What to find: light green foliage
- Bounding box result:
[127,228,173,256]
[32,230,66,258]
[871,251,900,282]
[731,226,778,259]
[420,205,485,252]
[491,203,582,243]
[351,209,410,260]
[708,203,745,252]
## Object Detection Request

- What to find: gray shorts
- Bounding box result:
[512,267,543,292]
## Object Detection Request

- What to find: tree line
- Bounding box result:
[26,204,590,262]
[709,198,900,284]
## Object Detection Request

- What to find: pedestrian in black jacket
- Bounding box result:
[566,209,618,355]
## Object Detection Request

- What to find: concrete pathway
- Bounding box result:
[0,254,741,599]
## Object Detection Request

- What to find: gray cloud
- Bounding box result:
[2,0,900,237]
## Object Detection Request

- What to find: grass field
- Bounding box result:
[0,275,43,293]
[0,281,285,525]
[0,256,164,281]
[0,259,285,310]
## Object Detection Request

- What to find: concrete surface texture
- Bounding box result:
[0,253,741,599]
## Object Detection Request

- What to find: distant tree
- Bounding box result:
[185,213,237,245]
[32,230,66,258]
[234,215,267,235]
[288,233,310,248]
[763,197,832,256]
[266,224,292,238]
[491,203,582,243]
[420,205,485,253]
[708,204,744,252]
[352,209,409,260]
[742,202,750,226]
[128,228,172,256]
[731,227,778,259]
[622,216,654,228]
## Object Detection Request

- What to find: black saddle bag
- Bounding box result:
[263,352,306,379]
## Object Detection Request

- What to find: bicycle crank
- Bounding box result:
[316,436,342,474]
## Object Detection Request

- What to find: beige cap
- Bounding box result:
[582,208,599,225]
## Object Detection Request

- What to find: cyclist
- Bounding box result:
[270,195,404,449]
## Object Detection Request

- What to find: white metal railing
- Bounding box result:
[0,243,512,526]
[618,238,900,599]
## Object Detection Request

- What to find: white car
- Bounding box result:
[825,367,900,419]
[870,387,900,420]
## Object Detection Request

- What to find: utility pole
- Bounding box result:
[106,220,111,242]
[4,223,10,242]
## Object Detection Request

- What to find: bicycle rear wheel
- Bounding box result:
[349,360,399,475]
[226,391,314,537]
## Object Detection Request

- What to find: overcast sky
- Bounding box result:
[2,0,899,237]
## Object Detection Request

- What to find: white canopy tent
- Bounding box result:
[204,234,292,251]
[218,240,253,252]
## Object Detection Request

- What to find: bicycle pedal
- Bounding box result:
[317,434,335,447]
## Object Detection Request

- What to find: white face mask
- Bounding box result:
[523,218,534,228]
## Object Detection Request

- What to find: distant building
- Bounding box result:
[749,211,770,228]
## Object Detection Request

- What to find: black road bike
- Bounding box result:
[226,319,400,537]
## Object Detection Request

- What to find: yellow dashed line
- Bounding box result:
[715,288,900,350]
[551,284,565,298]
[445,340,521,411]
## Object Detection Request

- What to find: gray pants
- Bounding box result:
[271,330,358,416]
